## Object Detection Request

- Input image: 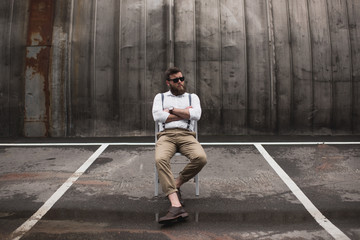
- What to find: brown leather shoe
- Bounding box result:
[158,206,189,224]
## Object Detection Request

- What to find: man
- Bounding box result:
[152,67,207,224]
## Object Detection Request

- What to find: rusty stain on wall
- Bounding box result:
[26,0,54,46]
[24,0,55,137]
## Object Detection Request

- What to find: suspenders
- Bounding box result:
[187,94,192,130]
[161,93,192,131]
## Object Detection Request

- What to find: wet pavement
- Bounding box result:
[0,137,359,240]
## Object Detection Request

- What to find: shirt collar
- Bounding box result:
[165,90,186,97]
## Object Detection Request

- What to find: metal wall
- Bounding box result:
[0,0,29,137]
[0,0,359,137]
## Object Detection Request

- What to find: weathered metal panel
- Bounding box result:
[24,0,55,137]
[289,0,313,134]
[119,0,146,135]
[1,0,360,137]
[196,0,222,134]
[0,1,29,137]
[0,0,12,136]
[174,0,196,93]
[308,0,332,134]
[49,0,72,137]
[245,0,272,134]
[347,0,360,134]
[328,0,352,134]
[94,0,119,136]
[9,1,29,137]
[24,46,51,136]
[220,0,247,134]
[273,0,292,134]
[145,0,168,132]
[70,0,96,136]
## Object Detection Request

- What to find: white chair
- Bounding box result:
[154,122,199,196]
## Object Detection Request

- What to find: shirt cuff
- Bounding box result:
[188,108,200,121]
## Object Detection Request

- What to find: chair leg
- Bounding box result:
[195,174,199,196]
[154,165,158,196]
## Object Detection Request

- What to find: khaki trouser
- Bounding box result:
[155,128,207,196]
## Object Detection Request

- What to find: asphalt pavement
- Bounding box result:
[0,136,359,240]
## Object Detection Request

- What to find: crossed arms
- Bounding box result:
[152,93,201,124]
[163,106,192,123]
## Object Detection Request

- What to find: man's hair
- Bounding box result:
[164,67,182,81]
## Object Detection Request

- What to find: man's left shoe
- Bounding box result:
[158,206,189,224]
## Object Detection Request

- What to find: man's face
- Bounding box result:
[167,72,186,96]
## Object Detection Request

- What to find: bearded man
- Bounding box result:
[152,67,207,224]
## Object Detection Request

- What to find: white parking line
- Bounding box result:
[254,143,350,240]
[0,141,359,147]
[10,144,109,240]
[0,143,153,146]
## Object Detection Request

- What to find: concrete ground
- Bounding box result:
[0,136,359,240]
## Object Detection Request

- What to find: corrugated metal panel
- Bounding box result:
[0,0,13,136]
[348,0,360,134]
[0,0,359,137]
[288,0,313,134]
[0,0,28,137]
[24,0,55,136]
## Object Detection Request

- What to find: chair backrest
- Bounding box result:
[155,121,198,142]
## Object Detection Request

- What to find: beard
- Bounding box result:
[169,83,186,96]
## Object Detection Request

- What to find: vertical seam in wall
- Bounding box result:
[287,0,294,131]
[306,0,314,133]
[325,0,334,133]
[168,0,171,67]
[243,0,249,134]
[67,0,75,136]
[266,0,276,132]
[118,0,122,133]
[168,0,174,67]
[7,0,15,136]
[194,0,198,94]
[172,0,175,67]
[92,0,98,136]
[344,0,354,133]
[144,0,147,133]
[194,0,197,94]
[116,0,123,135]
[218,0,223,134]
[22,1,29,137]
[112,0,119,129]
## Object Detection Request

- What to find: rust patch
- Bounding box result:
[26,46,51,69]
[75,180,112,186]
[24,0,55,136]
[27,0,55,46]
[316,144,345,171]
[0,172,69,181]
[316,156,344,171]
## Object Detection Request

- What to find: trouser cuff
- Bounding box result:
[165,188,178,197]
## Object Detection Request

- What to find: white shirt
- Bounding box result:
[152,91,201,132]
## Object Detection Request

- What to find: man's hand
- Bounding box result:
[164,107,191,123]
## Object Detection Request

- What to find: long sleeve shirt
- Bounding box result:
[152,91,201,132]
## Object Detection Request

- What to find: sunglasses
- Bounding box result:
[168,76,185,83]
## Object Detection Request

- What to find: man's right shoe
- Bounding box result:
[158,206,189,224]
